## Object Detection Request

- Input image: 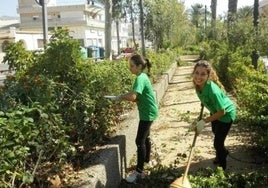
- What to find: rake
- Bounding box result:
[170,104,204,188]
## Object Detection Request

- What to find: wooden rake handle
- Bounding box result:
[183,104,204,179]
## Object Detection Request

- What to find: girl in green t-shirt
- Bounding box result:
[192,60,236,170]
[115,54,158,183]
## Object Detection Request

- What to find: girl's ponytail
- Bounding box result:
[145,58,152,77]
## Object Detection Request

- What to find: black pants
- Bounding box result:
[135,120,152,172]
[211,120,232,170]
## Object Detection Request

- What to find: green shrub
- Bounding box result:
[0,103,71,187]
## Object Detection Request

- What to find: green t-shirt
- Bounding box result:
[197,81,236,123]
[132,72,158,121]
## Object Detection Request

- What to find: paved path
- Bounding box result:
[150,61,268,174]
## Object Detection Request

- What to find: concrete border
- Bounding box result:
[74,62,178,188]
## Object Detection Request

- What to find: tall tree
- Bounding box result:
[144,0,187,50]
[253,0,259,31]
[139,0,146,56]
[104,0,112,59]
[95,0,112,59]
[122,0,139,50]
[228,0,238,24]
[112,0,123,55]
[210,0,217,38]
[130,1,138,50]
[237,6,252,19]
[190,4,205,28]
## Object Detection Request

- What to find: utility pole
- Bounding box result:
[35,0,48,48]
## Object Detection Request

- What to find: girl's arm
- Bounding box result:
[120,91,137,102]
[204,109,225,123]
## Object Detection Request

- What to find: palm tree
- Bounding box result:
[211,0,217,24]
[253,0,259,30]
[190,3,205,28]
[139,0,146,56]
[228,0,238,24]
[237,6,252,19]
[112,0,122,55]
[210,0,217,38]
[95,0,112,59]
[128,0,138,50]
[104,0,112,59]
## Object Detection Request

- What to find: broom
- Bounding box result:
[169,105,204,188]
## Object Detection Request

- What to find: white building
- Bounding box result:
[1,0,137,57]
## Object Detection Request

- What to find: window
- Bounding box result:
[33,16,39,20]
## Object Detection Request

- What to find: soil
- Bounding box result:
[149,59,268,174]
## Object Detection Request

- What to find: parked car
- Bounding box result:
[120,47,135,59]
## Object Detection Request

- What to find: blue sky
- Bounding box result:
[0,0,18,17]
[0,0,256,17]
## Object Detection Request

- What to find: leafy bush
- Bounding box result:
[0,103,71,187]
[119,166,268,187]
[0,28,178,187]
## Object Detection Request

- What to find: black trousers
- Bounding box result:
[135,120,153,172]
[211,120,232,170]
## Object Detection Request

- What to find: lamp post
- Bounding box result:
[35,0,48,48]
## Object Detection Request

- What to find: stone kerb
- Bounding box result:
[76,61,178,188]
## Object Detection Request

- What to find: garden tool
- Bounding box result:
[169,105,204,188]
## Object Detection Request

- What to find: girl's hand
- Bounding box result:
[195,119,206,134]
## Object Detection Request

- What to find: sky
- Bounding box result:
[0,0,256,17]
[0,0,18,17]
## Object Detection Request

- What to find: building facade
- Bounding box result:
[1,0,136,55]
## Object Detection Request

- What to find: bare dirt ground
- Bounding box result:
[149,58,268,175]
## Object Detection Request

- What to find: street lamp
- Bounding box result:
[35,0,48,48]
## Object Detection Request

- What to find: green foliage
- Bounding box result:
[0,28,177,186]
[2,75,63,106]
[3,40,36,75]
[189,3,206,28]
[227,17,255,51]
[0,103,70,187]
[32,28,82,82]
[189,168,268,188]
[229,61,268,116]
[146,49,177,82]
[228,61,268,152]
[120,166,268,187]
[144,0,192,50]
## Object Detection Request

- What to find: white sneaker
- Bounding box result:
[145,160,157,169]
[125,171,145,183]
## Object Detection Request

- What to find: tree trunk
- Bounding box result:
[116,19,120,55]
[253,0,259,30]
[105,0,112,59]
[139,0,146,57]
[210,0,217,39]
[228,0,238,24]
[130,1,138,50]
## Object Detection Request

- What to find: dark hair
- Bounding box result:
[193,60,225,91]
[130,54,152,76]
